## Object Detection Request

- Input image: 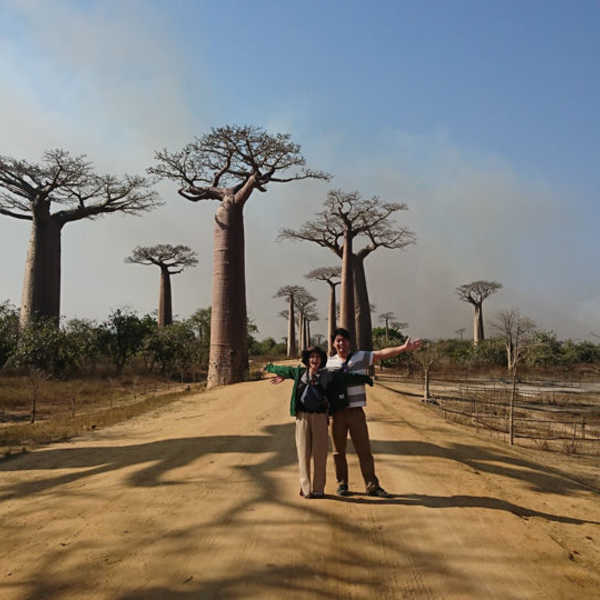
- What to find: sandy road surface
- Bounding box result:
[1,380,599,599]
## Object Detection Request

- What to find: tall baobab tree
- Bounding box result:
[378,312,408,344]
[274,284,306,358]
[126,244,198,327]
[305,266,340,355]
[456,280,502,346]
[149,125,329,388]
[280,190,414,348]
[0,149,160,327]
[379,312,395,343]
[295,290,317,353]
[303,305,319,348]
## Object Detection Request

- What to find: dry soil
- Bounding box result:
[1,380,599,599]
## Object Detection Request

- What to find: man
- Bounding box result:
[327,327,422,497]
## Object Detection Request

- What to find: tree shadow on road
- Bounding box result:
[0,423,297,501]
[3,420,600,600]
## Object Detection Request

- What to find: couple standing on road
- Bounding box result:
[265,327,422,499]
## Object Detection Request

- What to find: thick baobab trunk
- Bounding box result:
[327,283,336,355]
[207,200,248,388]
[306,319,311,347]
[340,230,356,345]
[287,295,296,358]
[473,303,484,346]
[20,215,62,327]
[353,256,373,351]
[158,267,173,327]
[298,312,306,352]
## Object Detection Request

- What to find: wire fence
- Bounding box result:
[375,373,600,455]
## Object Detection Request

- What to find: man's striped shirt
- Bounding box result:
[326,351,373,408]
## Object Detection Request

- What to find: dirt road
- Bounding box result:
[1,380,599,599]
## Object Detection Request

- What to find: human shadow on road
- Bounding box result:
[370,438,599,497]
[327,492,600,525]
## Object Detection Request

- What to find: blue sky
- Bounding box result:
[0,0,598,340]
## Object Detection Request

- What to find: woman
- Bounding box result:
[264,346,372,499]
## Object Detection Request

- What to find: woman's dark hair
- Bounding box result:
[301,346,328,369]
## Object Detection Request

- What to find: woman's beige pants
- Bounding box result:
[295,411,329,496]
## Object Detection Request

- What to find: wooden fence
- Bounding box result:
[375,374,600,453]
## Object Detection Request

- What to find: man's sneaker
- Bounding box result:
[336,483,350,496]
[368,486,390,498]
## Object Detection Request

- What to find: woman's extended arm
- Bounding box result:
[264,363,300,380]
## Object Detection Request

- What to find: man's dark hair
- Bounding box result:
[332,327,351,343]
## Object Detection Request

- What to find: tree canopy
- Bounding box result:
[126,244,198,273]
[149,125,330,204]
[0,149,160,224]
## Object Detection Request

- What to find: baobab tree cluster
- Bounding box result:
[0,126,331,388]
[2,124,545,390]
[279,189,416,354]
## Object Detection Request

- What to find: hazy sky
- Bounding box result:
[1,0,599,342]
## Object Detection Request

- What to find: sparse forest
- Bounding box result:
[0,129,599,456]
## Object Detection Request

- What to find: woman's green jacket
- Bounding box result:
[264,363,373,416]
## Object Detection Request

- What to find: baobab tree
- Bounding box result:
[305,266,340,355]
[149,125,329,388]
[378,312,405,344]
[126,244,198,327]
[280,189,414,348]
[455,327,466,340]
[274,284,306,357]
[379,314,408,343]
[0,149,160,327]
[303,305,319,349]
[295,290,317,353]
[456,280,502,346]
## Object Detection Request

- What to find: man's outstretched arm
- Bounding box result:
[372,337,422,363]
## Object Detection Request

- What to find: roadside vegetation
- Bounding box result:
[0,300,286,453]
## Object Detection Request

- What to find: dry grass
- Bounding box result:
[0,374,204,455]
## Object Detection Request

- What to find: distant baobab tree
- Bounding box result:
[305,266,340,355]
[379,312,397,343]
[0,149,160,327]
[303,305,319,348]
[455,327,466,340]
[149,125,329,388]
[456,280,502,345]
[274,284,306,357]
[280,189,414,349]
[295,289,317,353]
[126,244,198,327]
[378,313,408,343]
[312,333,325,346]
